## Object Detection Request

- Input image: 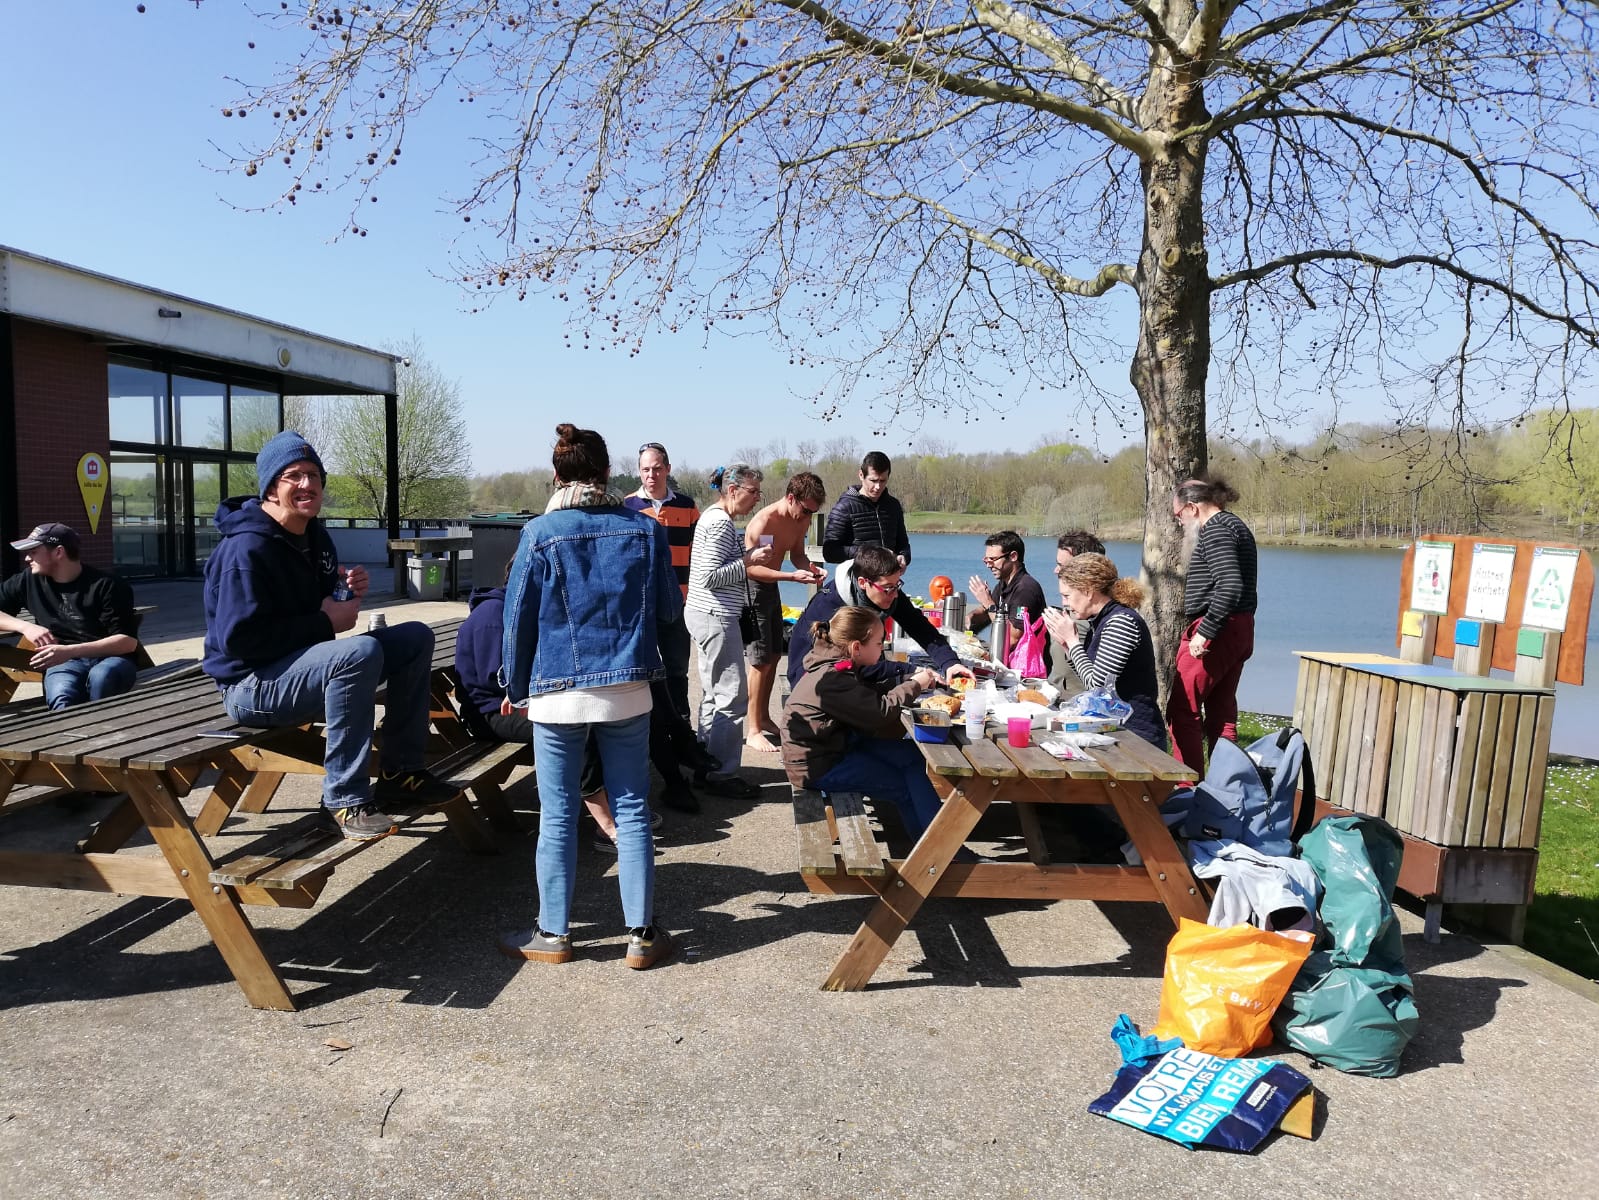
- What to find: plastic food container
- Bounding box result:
[911,709,954,743]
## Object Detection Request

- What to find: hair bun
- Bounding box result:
[554,422,577,442]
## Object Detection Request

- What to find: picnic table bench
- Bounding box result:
[0,617,529,1010]
[793,719,1207,991]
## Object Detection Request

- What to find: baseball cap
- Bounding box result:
[10,522,80,553]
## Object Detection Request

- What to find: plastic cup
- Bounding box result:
[1007,717,1032,748]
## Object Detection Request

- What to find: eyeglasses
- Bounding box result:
[734,484,763,499]
[277,469,322,486]
[864,578,903,593]
[982,555,1008,566]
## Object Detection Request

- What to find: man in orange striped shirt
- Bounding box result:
[625,441,713,811]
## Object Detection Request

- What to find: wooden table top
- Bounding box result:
[387,536,473,553]
[908,718,1191,784]
[0,619,469,774]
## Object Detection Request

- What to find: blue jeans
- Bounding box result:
[815,736,943,841]
[43,656,137,710]
[220,622,434,811]
[532,711,654,935]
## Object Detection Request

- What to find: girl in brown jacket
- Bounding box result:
[780,605,946,840]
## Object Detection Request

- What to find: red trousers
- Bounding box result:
[1166,612,1255,772]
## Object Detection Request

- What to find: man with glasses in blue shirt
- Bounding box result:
[784,544,970,691]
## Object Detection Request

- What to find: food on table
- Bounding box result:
[948,675,974,693]
[921,693,963,716]
[1017,688,1050,706]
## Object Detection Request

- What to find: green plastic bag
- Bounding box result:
[1274,816,1419,1077]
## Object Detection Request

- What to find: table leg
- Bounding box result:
[1102,780,1208,926]
[122,770,296,1011]
[76,796,144,854]
[194,762,252,837]
[821,774,993,991]
[237,771,286,815]
[1015,802,1052,865]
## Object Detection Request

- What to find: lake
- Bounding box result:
[781,532,1598,757]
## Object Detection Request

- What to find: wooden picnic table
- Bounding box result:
[804,721,1208,990]
[387,535,473,600]
[0,616,524,1011]
[0,604,159,704]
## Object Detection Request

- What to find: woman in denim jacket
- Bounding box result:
[497,424,683,970]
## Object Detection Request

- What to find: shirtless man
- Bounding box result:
[742,472,828,751]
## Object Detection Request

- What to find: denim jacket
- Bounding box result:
[500,505,683,702]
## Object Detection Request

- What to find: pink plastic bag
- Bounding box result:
[1007,613,1047,677]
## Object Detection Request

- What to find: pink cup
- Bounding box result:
[1007,716,1031,748]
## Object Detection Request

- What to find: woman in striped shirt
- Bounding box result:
[1044,553,1167,749]
[1167,476,1258,771]
[684,463,778,799]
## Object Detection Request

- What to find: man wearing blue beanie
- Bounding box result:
[201,430,455,839]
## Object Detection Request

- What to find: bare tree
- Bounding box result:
[324,336,473,520]
[223,2,1599,676]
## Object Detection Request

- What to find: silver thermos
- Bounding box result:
[988,600,1010,663]
[942,591,966,632]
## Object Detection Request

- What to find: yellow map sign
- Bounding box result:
[77,452,108,534]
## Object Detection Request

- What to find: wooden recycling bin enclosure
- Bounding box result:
[1293,535,1591,943]
[1294,652,1552,939]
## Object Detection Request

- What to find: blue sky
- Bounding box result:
[3,3,1140,475]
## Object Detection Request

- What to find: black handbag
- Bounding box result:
[737,576,761,645]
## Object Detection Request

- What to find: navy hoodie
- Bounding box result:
[202,496,341,685]
[454,586,508,717]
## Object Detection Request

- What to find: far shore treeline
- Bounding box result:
[467,409,1599,550]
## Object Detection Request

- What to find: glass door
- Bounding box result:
[178,458,225,576]
[109,453,168,577]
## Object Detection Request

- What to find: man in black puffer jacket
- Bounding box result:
[822,451,912,566]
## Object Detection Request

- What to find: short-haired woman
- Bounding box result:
[498,424,682,969]
[684,464,778,799]
[1044,552,1167,750]
[1167,476,1258,771]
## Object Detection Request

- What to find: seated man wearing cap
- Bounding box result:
[202,430,455,841]
[0,522,139,709]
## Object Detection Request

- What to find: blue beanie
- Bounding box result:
[256,430,326,497]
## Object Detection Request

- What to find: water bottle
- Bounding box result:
[331,576,355,602]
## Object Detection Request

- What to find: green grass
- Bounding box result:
[1234,713,1599,982]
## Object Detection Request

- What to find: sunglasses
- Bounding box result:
[799,501,820,515]
[638,442,669,457]
[982,555,1009,566]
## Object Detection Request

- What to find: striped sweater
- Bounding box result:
[686,506,749,617]
[1184,510,1258,641]
[625,489,699,597]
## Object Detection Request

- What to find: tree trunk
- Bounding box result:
[1131,71,1212,710]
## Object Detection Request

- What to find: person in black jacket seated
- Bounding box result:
[785,545,972,692]
[821,451,912,566]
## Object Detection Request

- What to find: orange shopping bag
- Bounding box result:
[1151,919,1315,1057]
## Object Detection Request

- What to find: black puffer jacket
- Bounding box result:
[822,484,912,565]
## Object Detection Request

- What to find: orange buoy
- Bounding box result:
[928,575,954,601]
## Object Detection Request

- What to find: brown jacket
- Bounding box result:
[781,640,927,789]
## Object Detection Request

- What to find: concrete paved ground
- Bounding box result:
[2,579,1595,1198]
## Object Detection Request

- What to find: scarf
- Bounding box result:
[544,482,623,512]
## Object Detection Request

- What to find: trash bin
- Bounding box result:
[468,513,535,590]
[407,557,446,601]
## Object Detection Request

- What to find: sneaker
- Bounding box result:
[323,803,398,842]
[681,741,722,776]
[625,925,674,970]
[498,927,574,964]
[375,768,458,810]
[659,779,701,814]
[699,774,761,800]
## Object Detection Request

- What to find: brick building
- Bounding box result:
[0,246,397,579]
